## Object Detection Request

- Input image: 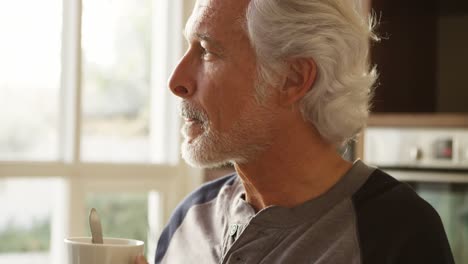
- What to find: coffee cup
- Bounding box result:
[65,237,144,264]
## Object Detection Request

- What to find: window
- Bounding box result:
[0,178,62,263]
[0,0,62,161]
[0,0,201,263]
[81,0,152,162]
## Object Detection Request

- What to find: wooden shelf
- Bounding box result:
[367,113,468,128]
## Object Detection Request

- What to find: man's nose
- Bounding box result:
[168,54,196,99]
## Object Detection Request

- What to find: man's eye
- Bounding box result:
[201,48,216,61]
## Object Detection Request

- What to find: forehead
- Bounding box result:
[186,0,250,39]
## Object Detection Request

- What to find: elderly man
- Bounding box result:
[136,0,454,263]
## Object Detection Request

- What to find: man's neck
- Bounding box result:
[234,121,352,212]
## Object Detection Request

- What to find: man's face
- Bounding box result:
[168,0,278,167]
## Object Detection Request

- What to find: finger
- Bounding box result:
[134,255,149,264]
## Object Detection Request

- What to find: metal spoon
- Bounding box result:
[89,208,104,244]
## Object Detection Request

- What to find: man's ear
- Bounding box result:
[279,58,317,106]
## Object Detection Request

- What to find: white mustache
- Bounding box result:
[179,101,208,122]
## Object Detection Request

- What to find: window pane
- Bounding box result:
[81,0,152,162]
[0,0,62,161]
[85,192,158,257]
[0,178,63,264]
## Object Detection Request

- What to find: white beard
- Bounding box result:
[180,99,276,168]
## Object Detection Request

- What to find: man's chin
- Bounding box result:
[181,155,230,169]
[181,141,231,168]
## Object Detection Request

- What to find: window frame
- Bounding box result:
[0,0,201,262]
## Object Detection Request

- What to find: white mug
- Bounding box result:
[65,237,145,264]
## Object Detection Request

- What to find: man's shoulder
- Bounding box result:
[155,173,238,263]
[352,169,446,251]
[352,168,436,220]
[176,172,238,215]
[171,173,237,222]
[353,169,454,263]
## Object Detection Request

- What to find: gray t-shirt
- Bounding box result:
[154,160,454,264]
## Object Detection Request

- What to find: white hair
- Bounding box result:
[245,0,378,146]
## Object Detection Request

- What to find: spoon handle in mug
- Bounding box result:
[89,208,104,244]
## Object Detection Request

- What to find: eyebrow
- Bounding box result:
[183,27,225,51]
[196,33,222,48]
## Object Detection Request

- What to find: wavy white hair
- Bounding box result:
[245,0,378,146]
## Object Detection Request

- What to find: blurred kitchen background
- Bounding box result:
[0,0,467,263]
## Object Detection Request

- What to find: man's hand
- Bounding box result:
[134,255,149,264]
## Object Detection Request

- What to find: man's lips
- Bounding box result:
[183,117,204,140]
[184,117,203,123]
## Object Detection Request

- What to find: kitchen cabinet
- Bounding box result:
[369,0,468,113]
